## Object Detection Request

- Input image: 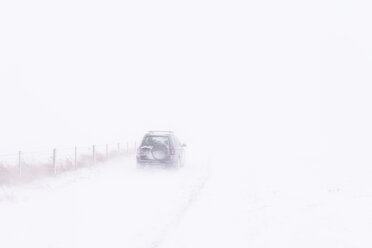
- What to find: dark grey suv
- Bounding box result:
[136,131,186,168]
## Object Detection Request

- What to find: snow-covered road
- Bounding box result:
[2,151,372,248]
[0,153,210,248]
[163,155,372,248]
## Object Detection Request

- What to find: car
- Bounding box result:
[136,131,186,169]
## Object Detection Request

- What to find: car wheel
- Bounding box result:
[174,158,182,169]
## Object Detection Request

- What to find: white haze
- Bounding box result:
[1,0,372,247]
[2,0,371,157]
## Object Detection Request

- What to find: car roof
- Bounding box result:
[147,131,173,135]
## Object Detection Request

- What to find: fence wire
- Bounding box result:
[0,142,137,177]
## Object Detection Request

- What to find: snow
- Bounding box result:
[2,0,372,247]
[0,153,210,248]
[2,148,372,248]
[163,155,372,248]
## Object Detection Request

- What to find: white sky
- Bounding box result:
[1,0,372,159]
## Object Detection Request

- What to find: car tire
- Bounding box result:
[174,158,182,169]
[180,157,185,168]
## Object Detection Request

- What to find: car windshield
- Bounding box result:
[142,136,170,147]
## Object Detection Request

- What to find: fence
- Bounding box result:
[0,142,138,179]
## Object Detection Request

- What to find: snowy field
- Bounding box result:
[163,155,372,248]
[0,151,210,248]
[2,148,372,248]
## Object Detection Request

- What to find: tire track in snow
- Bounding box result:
[136,162,211,248]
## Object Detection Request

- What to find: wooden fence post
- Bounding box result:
[74,146,77,170]
[106,144,109,160]
[126,142,129,154]
[18,151,22,177]
[53,148,57,175]
[117,143,120,154]
[92,145,96,166]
